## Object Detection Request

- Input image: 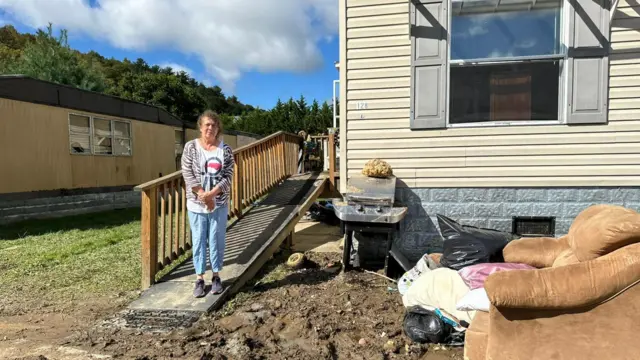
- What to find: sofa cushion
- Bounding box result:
[568,205,640,262]
[569,204,610,229]
[552,248,580,267]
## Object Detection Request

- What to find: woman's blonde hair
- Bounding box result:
[197,110,223,140]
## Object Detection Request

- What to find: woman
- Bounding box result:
[181,110,235,298]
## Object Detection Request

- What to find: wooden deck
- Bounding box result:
[127,172,329,313]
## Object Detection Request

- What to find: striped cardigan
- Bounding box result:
[181,139,235,208]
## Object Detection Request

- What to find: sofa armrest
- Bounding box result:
[502,235,569,268]
[485,242,640,309]
[482,282,640,360]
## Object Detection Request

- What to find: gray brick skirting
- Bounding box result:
[393,187,640,262]
[0,190,141,224]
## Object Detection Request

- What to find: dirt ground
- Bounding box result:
[1,251,463,360]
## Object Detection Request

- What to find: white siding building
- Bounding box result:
[338,0,640,259]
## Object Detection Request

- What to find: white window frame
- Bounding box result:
[68,113,133,157]
[68,113,93,156]
[112,120,133,156]
[92,117,114,156]
[174,128,184,156]
[445,0,569,129]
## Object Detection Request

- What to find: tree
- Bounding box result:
[5,24,106,92]
[320,101,333,129]
[0,24,337,136]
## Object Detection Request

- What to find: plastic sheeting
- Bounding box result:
[437,214,519,271]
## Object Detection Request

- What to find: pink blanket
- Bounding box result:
[458,263,535,290]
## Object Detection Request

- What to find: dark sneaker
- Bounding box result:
[193,279,206,298]
[211,276,224,295]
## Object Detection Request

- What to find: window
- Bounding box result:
[69,114,132,156]
[175,129,184,156]
[113,121,132,156]
[449,0,564,125]
[409,0,609,130]
[69,114,91,154]
[93,118,113,155]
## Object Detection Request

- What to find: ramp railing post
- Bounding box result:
[141,187,158,289]
[233,152,244,219]
[281,133,288,177]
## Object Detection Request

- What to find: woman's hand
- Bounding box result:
[197,190,213,202]
[196,190,215,211]
[204,197,215,211]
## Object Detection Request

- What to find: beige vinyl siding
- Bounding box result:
[343,0,640,188]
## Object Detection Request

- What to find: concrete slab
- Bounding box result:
[292,220,343,253]
[127,281,220,312]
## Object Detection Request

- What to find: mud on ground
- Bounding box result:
[2,252,463,360]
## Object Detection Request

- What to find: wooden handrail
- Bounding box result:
[232,130,301,154]
[136,130,302,288]
[135,131,302,192]
[135,171,182,192]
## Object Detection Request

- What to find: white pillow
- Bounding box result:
[456,287,491,312]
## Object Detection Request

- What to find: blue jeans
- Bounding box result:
[188,205,228,275]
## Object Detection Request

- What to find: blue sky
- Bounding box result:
[0,0,339,109]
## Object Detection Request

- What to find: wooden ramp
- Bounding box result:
[127,173,328,314]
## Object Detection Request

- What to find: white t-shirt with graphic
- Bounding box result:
[186,140,225,214]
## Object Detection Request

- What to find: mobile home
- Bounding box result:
[338,0,640,259]
[0,75,260,224]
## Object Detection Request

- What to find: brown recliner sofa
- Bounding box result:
[464,204,640,360]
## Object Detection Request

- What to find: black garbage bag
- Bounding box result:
[437,214,520,271]
[306,202,340,226]
[403,306,452,344]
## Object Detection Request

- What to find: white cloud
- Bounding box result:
[467,25,488,37]
[158,62,193,76]
[0,0,338,89]
[488,50,514,58]
[515,39,537,49]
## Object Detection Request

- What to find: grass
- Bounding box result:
[0,191,328,314]
[0,208,143,309]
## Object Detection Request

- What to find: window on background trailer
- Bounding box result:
[449,0,563,124]
[69,114,91,154]
[113,121,132,156]
[92,118,113,155]
[175,129,184,156]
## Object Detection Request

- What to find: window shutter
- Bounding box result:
[409,0,448,130]
[566,0,610,125]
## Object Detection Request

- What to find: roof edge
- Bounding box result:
[184,121,262,139]
[0,75,185,127]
